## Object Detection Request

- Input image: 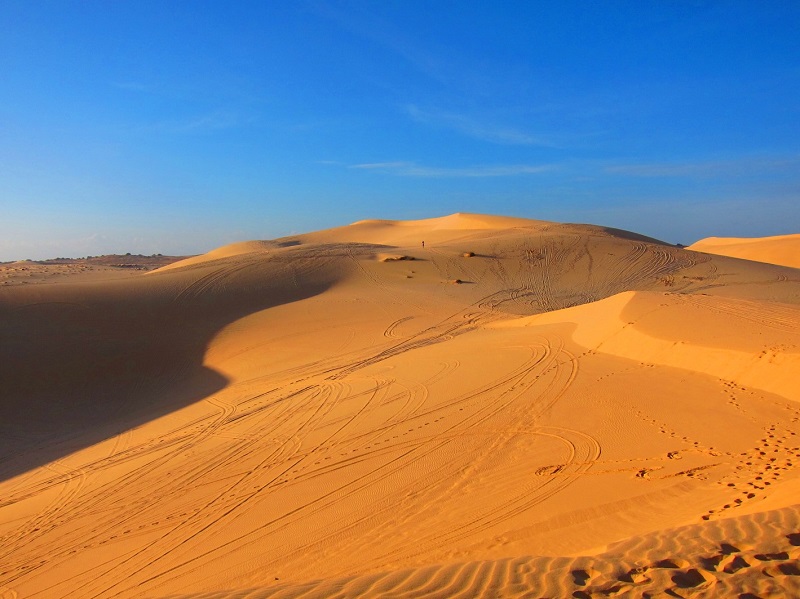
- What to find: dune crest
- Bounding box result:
[154,240,279,272]
[689,233,800,268]
[1,214,798,598]
[506,290,800,402]
[352,212,544,230]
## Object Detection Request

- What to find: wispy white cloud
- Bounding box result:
[405,105,554,147]
[352,161,413,170]
[129,110,249,135]
[311,3,454,88]
[177,111,244,132]
[111,81,152,92]
[605,155,800,178]
[350,161,556,178]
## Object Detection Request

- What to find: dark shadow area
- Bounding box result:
[670,569,709,589]
[779,562,800,575]
[380,256,429,262]
[0,251,340,483]
[699,554,724,571]
[754,551,789,561]
[722,556,750,574]
[571,569,592,586]
[719,543,741,554]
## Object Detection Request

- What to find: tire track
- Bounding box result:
[90,342,556,594]
[678,294,800,333]
[383,316,414,339]
[125,335,585,591]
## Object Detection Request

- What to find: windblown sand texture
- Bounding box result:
[689,233,800,269]
[1,214,799,598]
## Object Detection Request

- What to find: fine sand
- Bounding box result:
[689,233,800,269]
[1,213,798,598]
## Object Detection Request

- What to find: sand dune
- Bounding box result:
[689,233,800,269]
[514,290,800,402]
[1,214,798,598]
[161,506,800,598]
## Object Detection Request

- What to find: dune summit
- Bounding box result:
[689,233,800,269]
[1,213,799,598]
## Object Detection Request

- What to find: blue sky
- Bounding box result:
[1,1,799,260]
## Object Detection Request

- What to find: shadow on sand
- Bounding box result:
[0,256,337,484]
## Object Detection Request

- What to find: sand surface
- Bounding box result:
[689,234,800,269]
[0,254,188,287]
[1,214,799,598]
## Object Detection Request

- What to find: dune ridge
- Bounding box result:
[507,290,800,402]
[689,233,800,269]
[1,214,798,598]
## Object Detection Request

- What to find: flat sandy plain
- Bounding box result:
[1,214,799,598]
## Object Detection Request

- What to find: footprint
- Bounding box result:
[585,582,633,597]
[571,567,599,586]
[654,558,691,569]
[753,552,788,561]
[620,566,650,584]
[719,543,741,554]
[718,554,750,574]
[763,562,800,577]
[700,554,725,571]
[671,568,717,589]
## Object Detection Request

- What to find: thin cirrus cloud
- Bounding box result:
[126,110,249,135]
[404,105,556,147]
[179,111,244,132]
[111,80,153,92]
[350,161,556,178]
[312,3,457,88]
[604,155,800,178]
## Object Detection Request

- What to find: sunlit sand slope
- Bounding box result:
[690,233,800,269]
[1,214,798,598]
[162,506,800,598]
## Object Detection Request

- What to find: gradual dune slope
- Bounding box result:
[690,233,800,269]
[1,214,799,598]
